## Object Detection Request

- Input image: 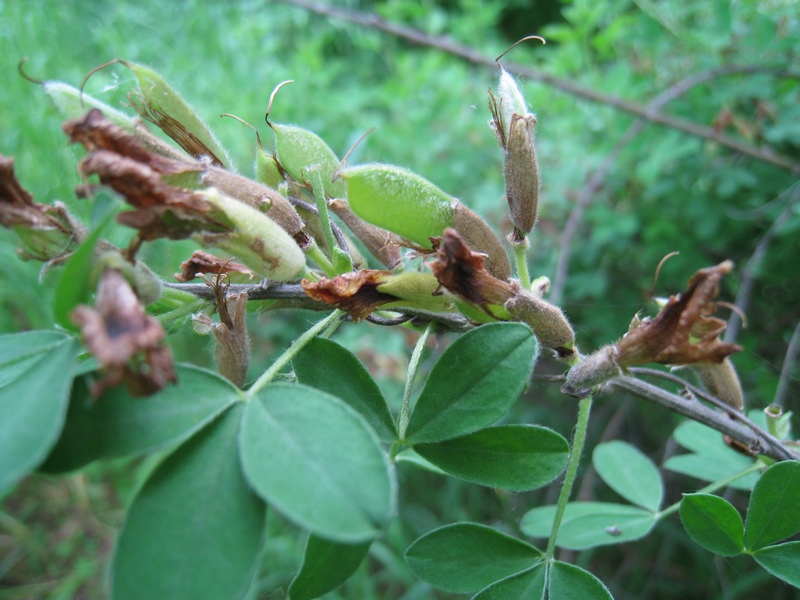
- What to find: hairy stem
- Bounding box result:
[246,309,342,397]
[513,243,531,289]
[398,323,433,440]
[545,394,593,560]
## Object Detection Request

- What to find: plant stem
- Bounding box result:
[398,323,433,440]
[513,242,531,289]
[305,241,337,277]
[656,461,763,520]
[156,298,208,328]
[545,394,593,560]
[246,310,343,398]
[311,171,352,274]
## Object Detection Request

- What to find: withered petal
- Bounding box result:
[616,260,741,366]
[71,269,176,397]
[429,228,515,307]
[174,250,255,282]
[302,270,395,322]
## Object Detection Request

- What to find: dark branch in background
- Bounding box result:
[774,321,800,409]
[606,376,797,462]
[163,281,473,331]
[550,66,787,304]
[276,0,800,174]
[724,183,800,343]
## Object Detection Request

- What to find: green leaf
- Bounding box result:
[471,565,546,599]
[548,561,613,600]
[293,337,396,442]
[288,535,371,600]
[395,448,447,475]
[112,404,266,600]
[239,383,395,542]
[41,365,239,473]
[679,493,744,556]
[54,211,112,331]
[663,454,758,491]
[665,419,759,490]
[520,502,656,550]
[0,332,77,494]
[593,441,663,511]
[414,425,568,491]
[753,541,800,589]
[744,461,800,551]
[404,323,537,444]
[405,523,541,594]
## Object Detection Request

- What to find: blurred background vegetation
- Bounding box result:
[1,0,798,598]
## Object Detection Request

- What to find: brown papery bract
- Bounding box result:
[71,269,176,397]
[429,228,516,307]
[564,261,742,397]
[302,270,396,322]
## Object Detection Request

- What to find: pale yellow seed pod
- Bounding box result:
[197,188,305,281]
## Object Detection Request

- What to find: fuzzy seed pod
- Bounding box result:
[125,62,233,168]
[202,167,305,240]
[270,123,346,198]
[341,163,510,278]
[198,188,305,281]
[690,358,744,411]
[505,289,575,359]
[503,113,539,236]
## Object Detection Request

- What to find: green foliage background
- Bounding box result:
[0,0,798,598]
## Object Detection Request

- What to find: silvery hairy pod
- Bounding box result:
[489,68,540,241]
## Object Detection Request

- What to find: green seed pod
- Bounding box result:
[197,188,305,281]
[341,164,510,278]
[44,82,135,130]
[505,289,575,358]
[254,148,284,189]
[125,62,233,168]
[45,81,198,162]
[504,113,539,236]
[690,358,744,411]
[328,198,403,269]
[340,163,453,247]
[270,123,345,198]
[376,271,455,313]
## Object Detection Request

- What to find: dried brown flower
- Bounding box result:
[564,261,742,396]
[0,154,81,260]
[174,250,255,283]
[72,269,176,397]
[429,228,516,308]
[302,270,396,322]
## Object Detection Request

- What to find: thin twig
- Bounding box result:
[276,0,800,174]
[550,66,781,304]
[628,366,778,447]
[725,184,800,342]
[774,321,800,409]
[162,281,473,331]
[604,376,796,462]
